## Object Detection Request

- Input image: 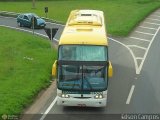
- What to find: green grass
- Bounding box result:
[0,27,57,115]
[0,0,160,36]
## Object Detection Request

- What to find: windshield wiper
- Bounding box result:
[83,67,93,91]
[85,77,93,90]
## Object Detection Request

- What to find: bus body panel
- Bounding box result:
[59,9,108,46]
[57,96,107,107]
[57,89,107,107]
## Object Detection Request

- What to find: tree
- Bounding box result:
[32,0,35,9]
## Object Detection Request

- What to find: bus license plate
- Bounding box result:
[77,104,86,107]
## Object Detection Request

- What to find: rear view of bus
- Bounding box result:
[52,10,113,107]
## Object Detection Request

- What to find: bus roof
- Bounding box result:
[59,10,108,46]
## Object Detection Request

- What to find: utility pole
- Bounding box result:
[50,28,53,49]
[32,17,35,35]
[32,0,36,9]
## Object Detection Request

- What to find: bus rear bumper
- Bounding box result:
[57,96,107,107]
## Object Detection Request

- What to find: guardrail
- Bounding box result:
[0,11,65,25]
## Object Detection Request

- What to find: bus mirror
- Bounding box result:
[52,60,57,77]
[108,61,113,78]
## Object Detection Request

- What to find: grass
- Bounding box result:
[0,0,160,36]
[0,27,57,115]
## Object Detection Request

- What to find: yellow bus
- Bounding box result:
[52,10,113,107]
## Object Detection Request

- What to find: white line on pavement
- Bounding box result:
[0,11,20,14]
[154,11,160,13]
[144,22,160,26]
[39,96,58,120]
[0,16,16,19]
[53,38,58,41]
[153,14,160,17]
[130,37,150,42]
[139,26,157,30]
[127,45,147,50]
[109,37,139,74]
[151,15,160,18]
[126,85,135,104]
[136,57,144,60]
[0,25,46,37]
[135,31,154,36]
[137,26,160,74]
[146,18,160,22]
[46,22,65,26]
[0,25,59,42]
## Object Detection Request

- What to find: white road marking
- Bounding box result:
[139,26,157,30]
[151,15,160,18]
[127,45,147,50]
[40,96,58,120]
[137,26,160,74]
[153,14,160,17]
[146,18,160,22]
[46,22,65,26]
[144,22,160,26]
[0,11,20,14]
[53,38,59,41]
[135,31,154,36]
[0,16,16,19]
[130,37,150,42]
[136,57,144,60]
[154,12,160,14]
[126,85,135,104]
[109,37,138,74]
[0,25,59,42]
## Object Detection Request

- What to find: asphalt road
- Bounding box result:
[129,30,160,113]
[0,9,160,120]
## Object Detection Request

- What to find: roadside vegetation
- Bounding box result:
[0,0,160,36]
[0,27,57,114]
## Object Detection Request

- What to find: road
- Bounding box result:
[0,9,160,120]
